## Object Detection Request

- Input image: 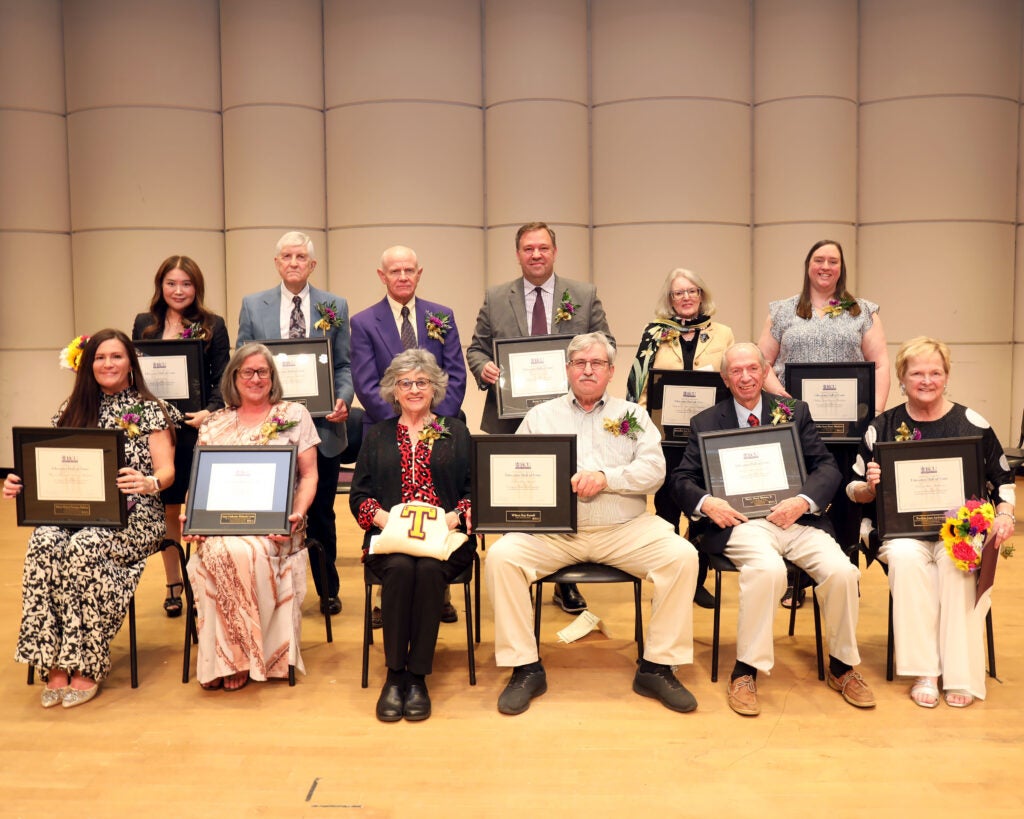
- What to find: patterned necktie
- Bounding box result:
[531,286,546,336]
[748,413,760,427]
[400,305,417,350]
[288,295,305,338]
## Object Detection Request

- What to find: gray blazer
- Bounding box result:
[466,274,614,433]
[236,284,354,457]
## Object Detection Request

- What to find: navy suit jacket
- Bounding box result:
[349,296,467,428]
[671,391,840,554]
[236,284,354,457]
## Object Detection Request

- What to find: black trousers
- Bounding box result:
[656,445,708,589]
[307,448,343,598]
[366,540,475,676]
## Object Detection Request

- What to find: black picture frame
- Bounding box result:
[698,424,808,518]
[184,445,297,536]
[493,334,574,419]
[470,434,577,533]
[784,362,875,442]
[262,338,336,417]
[12,427,127,528]
[133,339,208,413]
[647,369,730,446]
[874,436,984,540]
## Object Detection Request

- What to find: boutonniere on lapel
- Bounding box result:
[822,297,856,318]
[603,409,643,441]
[118,404,145,438]
[418,417,450,448]
[180,320,206,340]
[259,415,299,445]
[554,289,579,325]
[769,397,796,425]
[894,421,922,442]
[424,311,452,341]
[656,327,680,343]
[313,300,343,331]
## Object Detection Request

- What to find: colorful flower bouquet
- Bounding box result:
[939,499,1014,572]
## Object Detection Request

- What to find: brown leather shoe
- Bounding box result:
[828,669,876,708]
[727,674,760,716]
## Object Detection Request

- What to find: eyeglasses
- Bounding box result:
[567,359,610,372]
[396,379,431,391]
[671,288,701,299]
[238,368,271,380]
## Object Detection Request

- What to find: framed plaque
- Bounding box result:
[134,339,208,413]
[184,445,297,536]
[874,436,984,540]
[493,334,573,419]
[698,424,808,518]
[647,369,729,446]
[262,338,336,417]
[470,434,577,533]
[12,427,127,528]
[785,362,874,442]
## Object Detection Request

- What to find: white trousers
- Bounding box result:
[878,537,989,699]
[724,519,861,672]
[485,514,698,667]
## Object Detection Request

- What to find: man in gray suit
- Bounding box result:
[467,221,614,613]
[237,231,353,615]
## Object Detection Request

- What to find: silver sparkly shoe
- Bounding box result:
[61,684,99,709]
[41,686,68,709]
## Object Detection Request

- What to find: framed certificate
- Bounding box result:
[493,334,573,419]
[470,434,577,533]
[874,436,984,540]
[134,339,208,413]
[698,425,808,518]
[262,338,336,417]
[12,427,127,528]
[184,445,297,536]
[647,369,730,446]
[784,362,874,442]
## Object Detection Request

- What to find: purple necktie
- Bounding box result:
[531,286,546,336]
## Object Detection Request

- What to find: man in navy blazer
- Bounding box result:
[467,222,615,614]
[350,245,466,429]
[671,343,874,717]
[237,231,353,614]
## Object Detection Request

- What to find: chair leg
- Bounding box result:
[27,665,34,685]
[128,595,139,688]
[633,579,644,662]
[533,581,544,659]
[711,568,723,683]
[886,591,895,682]
[308,539,333,643]
[986,609,996,679]
[787,575,798,637]
[288,664,296,686]
[361,582,372,688]
[811,588,824,681]
[474,552,482,644]
[463,579,476,685]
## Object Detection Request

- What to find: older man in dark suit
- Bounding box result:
[237,231,353,615]
[467,221,614,613]
[671,342,874,716]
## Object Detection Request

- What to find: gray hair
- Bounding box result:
[379,348,449,411]
[655,267,717,319]
[722,341,766,371]
[221,343,284,407]
[379,245,418,271]
[566,331,616,365]
[275,230,316,260]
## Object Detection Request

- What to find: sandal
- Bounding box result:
[164,582,184,618]
[910,676,939,708]
[200,677,223,691]
[780,585,805,609]
[944,689,974,708]
[224,671,249,691]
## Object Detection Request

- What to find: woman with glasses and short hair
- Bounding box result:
[183,343,319,691]
[626,268,735,607]
[350,348,476,722]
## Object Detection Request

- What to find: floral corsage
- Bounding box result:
[259,416,299,444]
[554,289,579,325]
[603,409,643,441]
[939,500,1014,572]
[894,421,922,442]
[418,417,451,446]
[180,320,206,340]
[822,297,856,318]
[657,327,681,343]
[59,334,90,372]
[769,397,796,425]
[425,311,452,341]
[118,404,144,438]
[314,300,343,331]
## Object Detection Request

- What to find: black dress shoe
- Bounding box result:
[375,682,404,722]
[403,682,431,721]
[552,583,587,613]
[320,596,342,615]
[440,601,458,623]
[693,585,715,609]
[497,665,547,715]
[633,665,697,713]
